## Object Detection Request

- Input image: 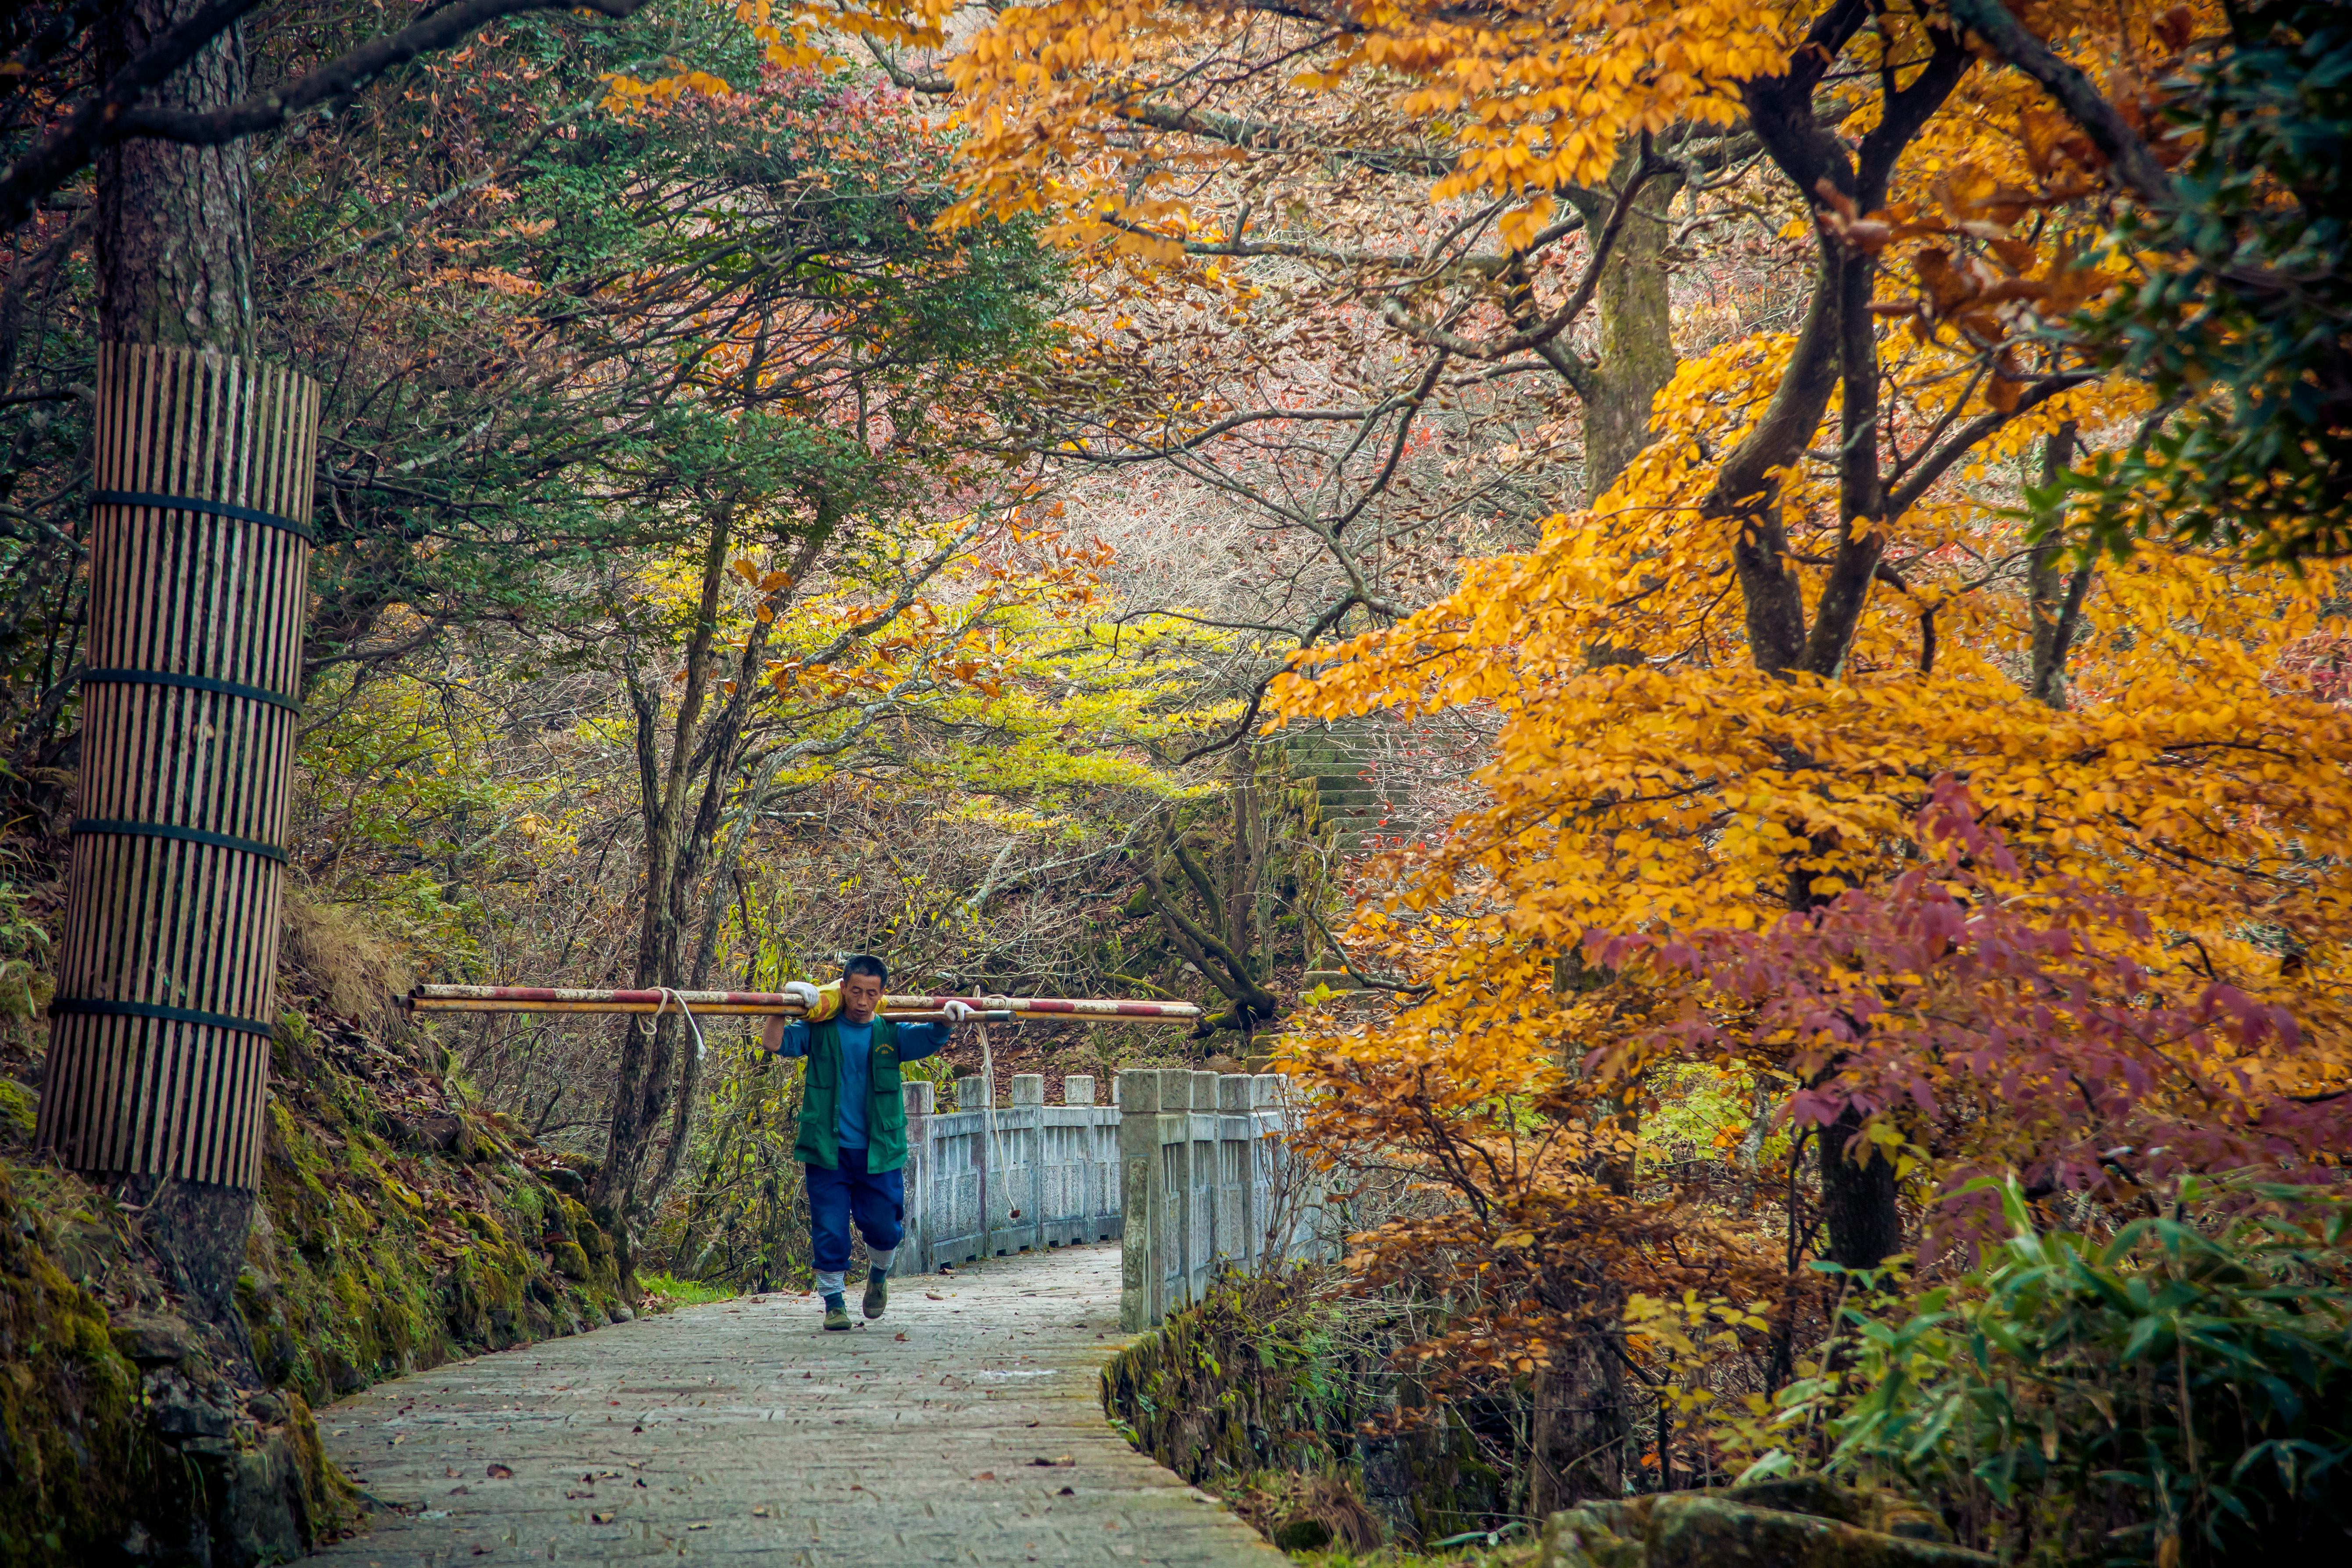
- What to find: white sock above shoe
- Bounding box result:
[866,1246,896,1275]
[816,1270,846,1298]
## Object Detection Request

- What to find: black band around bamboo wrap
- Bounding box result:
[49,997,278,1039]
[79,667,302,713]
[71,818,289,863]
[92,489,317,544]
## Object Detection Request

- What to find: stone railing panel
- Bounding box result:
[1117,1066,1321,1330]
[896,1073,1120,1275]
[885,1064,1312,1309]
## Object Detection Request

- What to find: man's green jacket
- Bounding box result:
[770,1016,946,1172]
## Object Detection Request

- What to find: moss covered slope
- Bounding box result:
[0,1156,349,1567]
[242,1010,629,1403]
[0,995,637,1566]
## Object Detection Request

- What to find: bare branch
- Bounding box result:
[1886,373,2101,517]
[1947,0,2179,210]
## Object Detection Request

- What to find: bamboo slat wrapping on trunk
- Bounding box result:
[36,345,318,1190]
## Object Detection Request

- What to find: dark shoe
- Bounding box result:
[823,1295,851,1331]
[862,1269,888,1320]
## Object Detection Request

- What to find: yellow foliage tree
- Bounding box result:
[846,0,2352,1280]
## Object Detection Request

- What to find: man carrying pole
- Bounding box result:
[760,954,980,1331]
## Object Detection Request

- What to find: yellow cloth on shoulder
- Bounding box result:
[803,980,844,1023]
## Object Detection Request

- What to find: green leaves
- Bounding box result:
[2066,1,2352,565]
[1790,1176,2352,1566]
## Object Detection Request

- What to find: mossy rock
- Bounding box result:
[1540,1493,1986,1568]
[551,1240,594,1280]
[0,1159,354,1565]
[1541,1502,1648,1568]
[0,1078,35,1145]
[108,1309,200,1368]
[245,1065,625,1400]
[1647,1495,1990,1568]
[0,1170,145,1562]
[1719,1477,1953,1544]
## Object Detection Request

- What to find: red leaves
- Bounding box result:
[1816,167,2117,382]
[2155,4,2196,55]
[1582,778,2350,1241]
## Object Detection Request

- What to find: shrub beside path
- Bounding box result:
[310,1246,1282,1565]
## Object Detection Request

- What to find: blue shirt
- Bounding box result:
[769,1019,945,1150]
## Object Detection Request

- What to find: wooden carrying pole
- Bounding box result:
[36,347,319,1192]
[405,984,1203,1024]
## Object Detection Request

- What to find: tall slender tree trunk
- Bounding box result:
[2028,423,2089,709]
[591,497,735,1246]
[94,2,255,352]
[1582,155,1683,503]
[35,1,313,1332]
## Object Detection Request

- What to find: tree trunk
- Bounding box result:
[1582,155,1682,502]
[96,1,254,354]
[1528,1336,1632,1513]
[1816,1102,1902,1273]
[1136,781,1285,1037]
[36,0,296,1333]
[1225,746,1264,1019]
[1722,20,1973,1277]
[589,498,735,1243]
[2028,423,2089,709]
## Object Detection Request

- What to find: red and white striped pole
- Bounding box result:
[403,984,1203,1024]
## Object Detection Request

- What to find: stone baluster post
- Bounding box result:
[1011,1073,1045,1252]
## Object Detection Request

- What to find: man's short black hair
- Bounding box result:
[842,953,888,986]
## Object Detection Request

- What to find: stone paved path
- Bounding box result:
[312,1247,1282,1567]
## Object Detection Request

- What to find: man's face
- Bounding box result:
[842,970,884,1023]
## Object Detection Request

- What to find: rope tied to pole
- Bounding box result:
[651,986,706,1060]
[973,985,1014,1239]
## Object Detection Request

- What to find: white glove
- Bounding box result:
[783,980,822,1010]
[942,999,977,1024]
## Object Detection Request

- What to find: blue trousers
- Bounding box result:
[806,1145,905,1274]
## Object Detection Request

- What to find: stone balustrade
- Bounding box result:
[895,1072,1123,1274]
[1113,1067,1316,1330]
[889,1067,1318,1324]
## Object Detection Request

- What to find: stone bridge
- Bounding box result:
[311,1247,1280,1566]
[306,1069,1318,1565]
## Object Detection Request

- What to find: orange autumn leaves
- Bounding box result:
[604,0,960,114]
[906,0,1796,250]
[1821,167,2117,412]
[1264,271,2352,1144]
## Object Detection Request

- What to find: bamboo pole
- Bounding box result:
[36,347,319,1191]
[404,984,1203,1024]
